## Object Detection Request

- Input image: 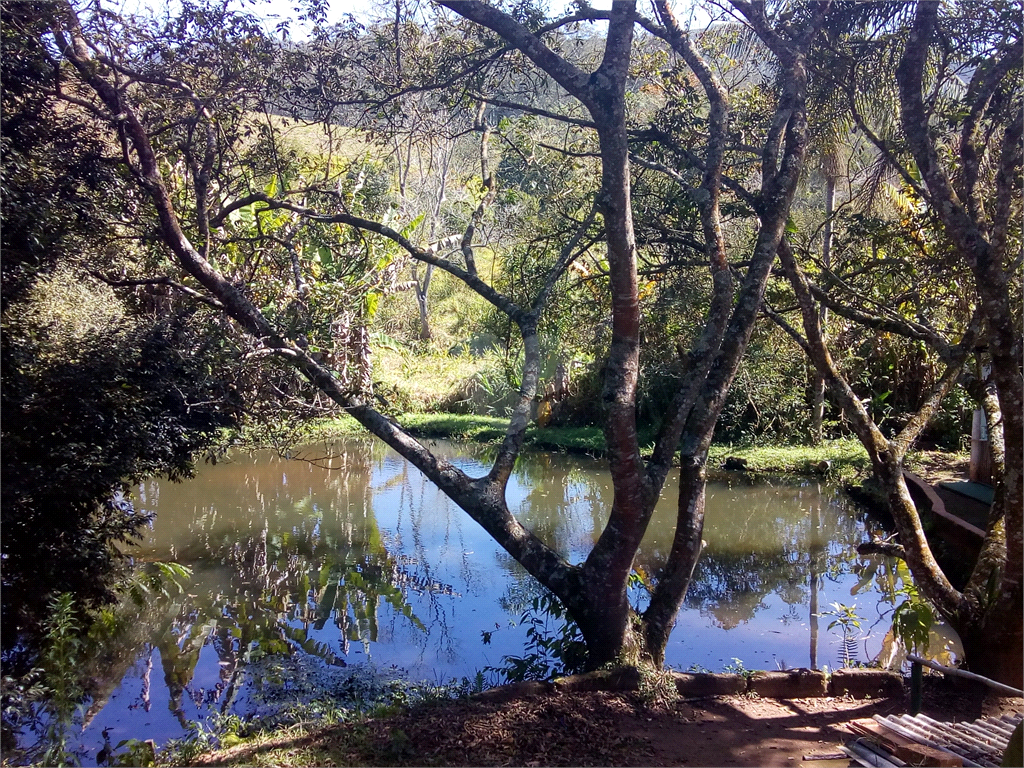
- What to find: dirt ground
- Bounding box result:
[198,676,1022,767]
[910,450,971,485]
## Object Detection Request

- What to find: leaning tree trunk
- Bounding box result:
[895,2,1023,687]
[778,237,1023,686]
[638,0,825,663]
[642,455,707,665]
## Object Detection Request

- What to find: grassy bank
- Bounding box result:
[299,413,880,482]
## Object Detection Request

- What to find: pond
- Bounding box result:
[25,439,954,760]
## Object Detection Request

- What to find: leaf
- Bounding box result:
[365,291,380,319]
[399,213,425,240]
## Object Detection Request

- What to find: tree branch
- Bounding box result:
[91,273,226,311]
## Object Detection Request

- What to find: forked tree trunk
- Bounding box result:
[894,3,1023,686]
[53,0,826,674]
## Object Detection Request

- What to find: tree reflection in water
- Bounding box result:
[493,465,901,673]
[65,440,913,760]
[670,483,865,630]
[95,440,456,728]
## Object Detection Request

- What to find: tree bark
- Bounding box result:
[413,263,433,341]
[640,0,826,660]
[643,454,707,665]
[810,173,836,444]
[895,2,1022,687]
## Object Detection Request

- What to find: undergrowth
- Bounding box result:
[157,658,487,767]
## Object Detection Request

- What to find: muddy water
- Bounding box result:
[61,439,937,757]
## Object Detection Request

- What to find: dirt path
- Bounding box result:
[627,694,899,766]
[196,677,1022,767]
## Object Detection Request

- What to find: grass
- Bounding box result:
[398,414,614,454]
[399,413,511,441]
[168,719,388,767]
[706,439,872,483]
[304,412,878,480]
[373,347,494,412]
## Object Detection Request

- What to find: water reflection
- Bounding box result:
[59,440,914,758]
[674,483,862,629]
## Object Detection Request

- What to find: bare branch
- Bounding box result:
[473,93,596,129]
[91,273,226,311]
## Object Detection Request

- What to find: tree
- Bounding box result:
[41,0,830,668]
[0,2,245,649]
[769,0,1021,686]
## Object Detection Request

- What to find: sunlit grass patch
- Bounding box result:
[374,346,495,412]
[399,413,510,442]
[526,425,607,454]
[399,415,647,456]
[707,439,871,481]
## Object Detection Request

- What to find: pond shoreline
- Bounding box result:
[190,670,1022,767]
[266,411,968,495]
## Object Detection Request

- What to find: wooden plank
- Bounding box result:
[849,719,963,766]
[878,718,984,768]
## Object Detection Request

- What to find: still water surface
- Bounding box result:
[70,439,913,756]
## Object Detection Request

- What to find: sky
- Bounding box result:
[113,0,632,37]
[112,0,711,41]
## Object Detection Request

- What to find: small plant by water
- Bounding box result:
[483,591,588,683]
[39,593,85,766]
[820,602,864,667]
[887,564,936,656]
[722,658,755,678]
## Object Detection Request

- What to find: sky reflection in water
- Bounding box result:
[65,439,933,757]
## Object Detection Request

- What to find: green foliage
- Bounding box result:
[483,592,588,683]
[155,658,485,765]
[722,658,754,678]
[1,284,240,644]
[635,664,679,709]
[892,599,934,656]
[820,602,864,667]
[714,326,815,444]
[2,2,245,660]
[161,721,217,767]
[110,738,157,767]
[119,563,193,611]
[886,561,935,655]
[706,440,870,483]
[38,594,85,767]
[0,3,125,310]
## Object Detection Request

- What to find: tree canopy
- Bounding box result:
[3,0,1020,685]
